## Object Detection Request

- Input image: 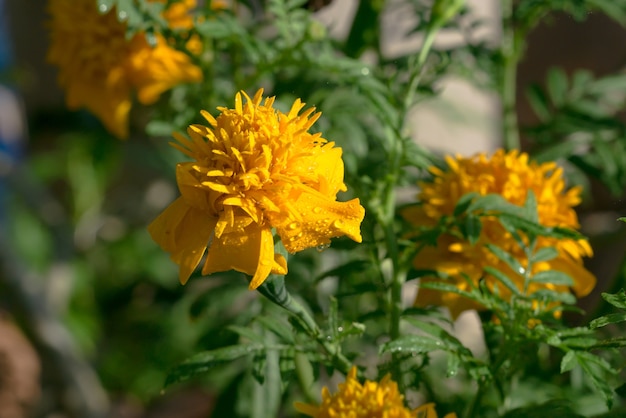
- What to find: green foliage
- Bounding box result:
[8,0,626,417]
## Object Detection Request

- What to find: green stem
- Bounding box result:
[404,28,438,111]
[500,0,520,151]
[257,278,353,374]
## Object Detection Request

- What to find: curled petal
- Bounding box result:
[202,225,287,289]
[147,197,217,284]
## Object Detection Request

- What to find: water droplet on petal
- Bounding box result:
[312,207,322,214]
[332,219,343,229]
[260,259,270,266]
[98,3,109,13]
[287,222,299,230]
[316,243,330,252]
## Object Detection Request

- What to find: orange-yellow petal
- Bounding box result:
[147,197,217,284]
[126,34,202,105]
[202,225,286,288]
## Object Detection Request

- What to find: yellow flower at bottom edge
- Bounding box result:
[403,149,596,318]
[47,0,202,138]
[294,367,457,418]
[148,89,365,289]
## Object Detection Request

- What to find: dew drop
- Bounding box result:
[316,243,330,252]
[260,259,270,266]
[332,219,343,229]
[312,207,322,214]
[118,10,127,20]
[98,3,109,13]
[337,326,344,333]
[287,222,299,230]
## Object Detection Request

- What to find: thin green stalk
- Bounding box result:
[500,0,520,151]
[404,29,438,111]
[256,278,353,374]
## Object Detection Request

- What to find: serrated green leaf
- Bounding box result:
[533,140,582,164]
[251,330,282,418]
[526,84,551,122]
[530,289,577,305]
[404,318,472,356]
[227,325,267,344]
[575,351,616,408]
[466,194,526,217]
[483,266,522,296]
[593,336,626,349]
[380,335,444,355]
[601,289,626,310]
[256,316,295,344]
[590,312,626,329]
[485,244,525,277]
[560,350,577,373]
[461,214,482,245]
[560,337,597,349]
[547,67,569,108]
[419,280,475,299]
[165,344,264,386]
[453,192,479,216]
[531,247,559,263]
[530,270,574,287]
[252,352,267,385]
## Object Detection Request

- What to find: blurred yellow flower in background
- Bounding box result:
[47,0,202,138]
[403,149,596,318]
[295,366,456,418]
[148,89,365,289]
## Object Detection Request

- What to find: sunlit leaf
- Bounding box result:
[601,289,626,310]
[590,312,626,329]
[529,270,574,287]
[165,344,264,386]
[380,335,444,355]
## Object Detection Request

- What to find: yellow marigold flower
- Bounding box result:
[47,0,202,138]
[295,367,457,418]
[403,149,596,318]
[148,89,365,289]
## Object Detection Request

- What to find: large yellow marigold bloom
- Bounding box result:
[295,367,456,418]
[403,149,596,318]
[148,89,365,289]
[47,0,202,138]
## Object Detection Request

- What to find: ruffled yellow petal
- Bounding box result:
[126,34,202,105]
[272,189,364,253]
[149,90,364,286]
[201,224,286,288]
[295,366,452,418]
[147,197,217,284]
[47,0,201,138]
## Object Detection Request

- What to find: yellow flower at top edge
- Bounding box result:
[294,367,457,418]
[148,89,365,289]
[47,0,203,138]
[403,149,596,318]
